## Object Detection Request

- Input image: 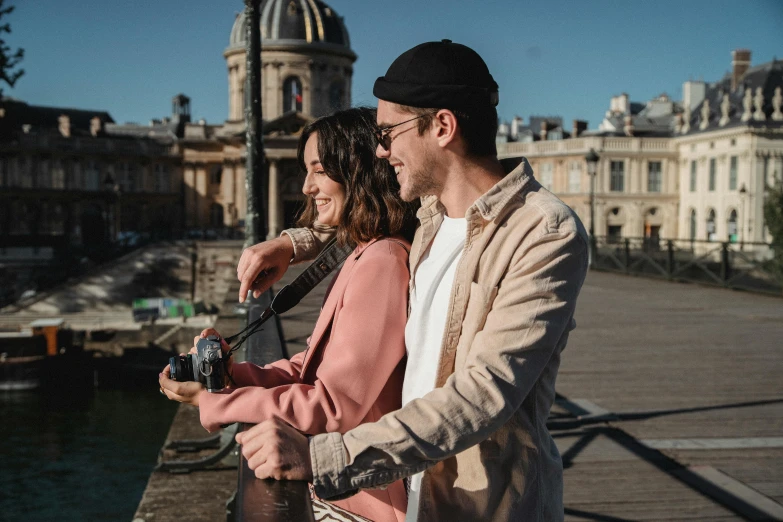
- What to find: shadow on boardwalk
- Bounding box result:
[556,271,783,521]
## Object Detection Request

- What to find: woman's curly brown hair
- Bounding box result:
[296,107,419,246]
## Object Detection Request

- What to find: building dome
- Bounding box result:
[228,0,354,58]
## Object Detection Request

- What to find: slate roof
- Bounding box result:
[684,57,783,135]
[595,96,681,138]
[0,98,114,137]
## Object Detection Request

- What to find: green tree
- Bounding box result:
[0,0,23,97]
[763,180,783,281]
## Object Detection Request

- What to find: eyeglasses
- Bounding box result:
[374,114,430,151]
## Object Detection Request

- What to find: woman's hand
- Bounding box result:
[159,364,204,406]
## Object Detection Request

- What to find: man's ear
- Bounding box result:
[432,109,458,149]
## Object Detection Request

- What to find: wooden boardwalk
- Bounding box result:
[556,271,783,521]
[138,262,782,521]
[276,267,783,521]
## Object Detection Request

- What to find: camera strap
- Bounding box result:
[224,237,354,354]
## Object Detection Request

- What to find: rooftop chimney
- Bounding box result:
[540,120,549,140]
[90,116,103,137]
[731,49,751,91]
[572,119,588,138]
[58,114,71,138]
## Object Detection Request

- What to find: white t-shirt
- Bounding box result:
[402,215,467,522]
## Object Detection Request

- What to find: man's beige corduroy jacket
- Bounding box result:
[284,158,588,521]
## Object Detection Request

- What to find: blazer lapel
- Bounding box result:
[299,253,356,375]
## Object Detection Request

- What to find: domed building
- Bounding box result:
[181,0,356,239]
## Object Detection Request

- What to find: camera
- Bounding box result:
[169,335,227,393]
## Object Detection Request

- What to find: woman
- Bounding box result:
[159,107,416,522]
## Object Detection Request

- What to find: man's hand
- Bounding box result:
[159,365,204,406]
[235,417,314,481]
[237,236,295,302]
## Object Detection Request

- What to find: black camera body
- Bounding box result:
[169,335,227,393]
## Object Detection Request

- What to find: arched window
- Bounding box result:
[329,81,344,110]
[689,209,697,241]
[283,76,303,113]
[706,208,716,242]
[643,207,661,243]
[727,209,738,243]
[210,203,224,228]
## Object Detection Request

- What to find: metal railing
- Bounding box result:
[228,290,314,522]
[590,236,782,296]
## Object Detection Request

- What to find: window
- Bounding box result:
[10,202,32,235]
[117,162,131,192]
[689,160,697,192]
[283,76,303,113]
[117,162,140,192]
[37,158,51,188]
[154,164,171,193]
[40,203,65,235]
[329,81,344,110]
[647,161,662,193]
[540,162,553,190]
[6,157,20,186]
[85,160,100,191]
[708,158,716,191]
[706,208,716,242]
[729,156,738,191]
[52,160,65,189]
[727,209,738,243]
[568,161,581,193]
[610,161,624,192]
[607,225,623,243]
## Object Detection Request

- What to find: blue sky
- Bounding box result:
[5,0,782,130]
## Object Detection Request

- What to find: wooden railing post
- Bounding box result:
[720,242,731,284]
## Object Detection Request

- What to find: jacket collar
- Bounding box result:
[415,157,534,223]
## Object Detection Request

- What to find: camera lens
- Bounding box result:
[169,354,195,382]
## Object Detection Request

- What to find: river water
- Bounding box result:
[0,388,178,521]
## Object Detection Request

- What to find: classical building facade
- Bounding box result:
[675,50,783,248]
[0,0,356,303]
[182,0,356,239]
[497,49,783,250]
[0,99,183,260]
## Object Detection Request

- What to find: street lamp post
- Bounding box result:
[585,148,600,266]
[739,183,747,250]
[244,0,266,248]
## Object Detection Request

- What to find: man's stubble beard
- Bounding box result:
[400,146,439,202]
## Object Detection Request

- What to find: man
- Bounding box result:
[234,40,588,521]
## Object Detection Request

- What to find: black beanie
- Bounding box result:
[373,39,499,110]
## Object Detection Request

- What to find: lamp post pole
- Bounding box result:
[739,183,747,250]
[585,148,600,266]
[244,0,266,248]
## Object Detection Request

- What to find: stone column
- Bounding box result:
[267,159,281,239]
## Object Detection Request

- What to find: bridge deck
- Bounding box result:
[280,268,783,521]
[556,271,783,521]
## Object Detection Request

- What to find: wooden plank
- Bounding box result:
[676,466,783,521]
[642,437,783,450]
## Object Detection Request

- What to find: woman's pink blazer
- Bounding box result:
[199,237,410,522]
